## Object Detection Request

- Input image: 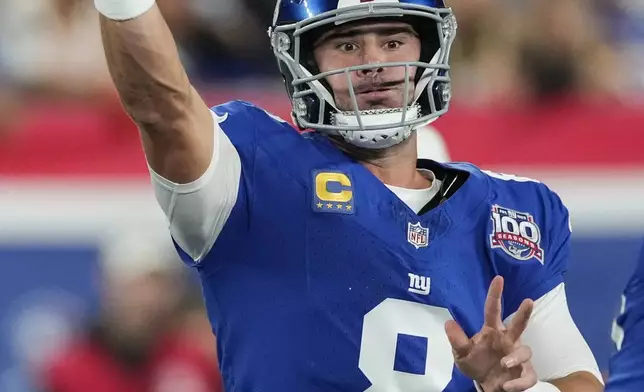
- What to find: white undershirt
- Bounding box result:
[385,170,442,214]
[148,111,602,385]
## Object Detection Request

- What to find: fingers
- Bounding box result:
[506,298,534,342]
[445,319,472,359]
[501,347,535,392]
[484,276,504,329]
[501,363,538,392]
[501,345,532,369]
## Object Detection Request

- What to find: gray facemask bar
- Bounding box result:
[271,3,456,133]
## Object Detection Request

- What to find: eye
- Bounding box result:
[337,42,358,53]
[385,40,404,50]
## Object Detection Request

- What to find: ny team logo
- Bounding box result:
[490,205,544,263]
[407,222,429,249]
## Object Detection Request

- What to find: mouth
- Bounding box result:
[355,81,403,95]
[353,79,410,102]
[355,89,397,101]
[356,84,403,101]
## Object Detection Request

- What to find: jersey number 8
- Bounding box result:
[359,298,455,391]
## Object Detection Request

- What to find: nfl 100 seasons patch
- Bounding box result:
[490,205,544,263]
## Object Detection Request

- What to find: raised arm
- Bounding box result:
[97,0,213,183]
[96,1,244,263]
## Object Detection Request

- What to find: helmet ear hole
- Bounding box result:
[303,95,320,124]
[432,82,446,112]
[431,78,452,112]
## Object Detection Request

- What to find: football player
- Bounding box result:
[606,242,644,390]
[94,0,603,391]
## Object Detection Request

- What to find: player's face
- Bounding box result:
[313,21,421,111]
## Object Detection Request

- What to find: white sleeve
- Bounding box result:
[149,110,242,263]
[504,283,603,384]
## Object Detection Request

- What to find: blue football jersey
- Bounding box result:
[606,243,644,391]
[174,101,571,392]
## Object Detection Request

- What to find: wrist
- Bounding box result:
[94,0,156,21]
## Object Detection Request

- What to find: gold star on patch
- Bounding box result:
[336,204,343,209]
[326,203,333,209]
[317,203,323,208]
[346,205,352,211]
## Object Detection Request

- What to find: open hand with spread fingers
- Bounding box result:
[445,276,537,392]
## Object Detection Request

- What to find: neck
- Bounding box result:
[331,132,431,189]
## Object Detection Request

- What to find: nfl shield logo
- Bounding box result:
[407,222,429,249]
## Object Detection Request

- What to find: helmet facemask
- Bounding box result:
[271,2,457,149]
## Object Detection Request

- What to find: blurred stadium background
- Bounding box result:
[0,0,643,391]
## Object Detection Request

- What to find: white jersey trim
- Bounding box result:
[505,283,603,384]
[149,110,242,263]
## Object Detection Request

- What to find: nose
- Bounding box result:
[357,43,385,77]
